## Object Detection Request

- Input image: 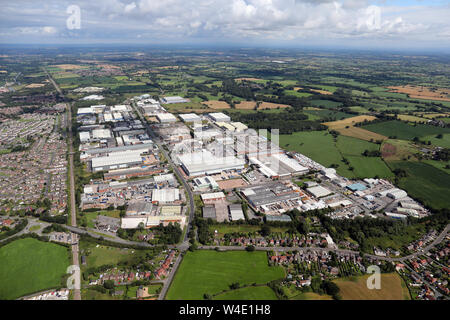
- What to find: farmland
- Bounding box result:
[213,286,277,300]
[280,131,393,178]
[387,85,450,102]
[79,241,156,269]
[362,120,450,140]
[0,238,70,300]
[323,116,388,142]
[387,161,450,210]
[333,273,411,300]
[166,250,284,300]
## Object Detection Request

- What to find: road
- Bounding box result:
[130,102,195,242]
[130,101,195,297]
[45,68,81,300]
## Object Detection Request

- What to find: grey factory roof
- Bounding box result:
[84,142,154,155]
[265,214,292,222]
[242,183,300,207]
[202,205,216,219]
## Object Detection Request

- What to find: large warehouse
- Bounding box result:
[208,112,231,122]
[179,113,201,123]
[90,149,145,172]
[160,96,189,104]
[177,150,245,176]
[156,113,177,123]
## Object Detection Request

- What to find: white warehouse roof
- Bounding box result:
[307,185,333,198]
[179,113,201,122]
[178,150,245,176]
[152,189,180,203]
[209,112,231,122]
[91,150,143,169]
[156,113,177,122]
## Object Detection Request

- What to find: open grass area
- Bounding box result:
[381,139,420,161]
[280,131,390,178]
[81,288,121,300]
[333,273,411,300]
[362,120,450,140]
[423,160,450,174]
[280,131,343,167]
[336,135,380,156]
[213,286,277,300]
[387,161,450,210]
[166,250,284,300]
[323,115,388,142]
[346,156,394,178]
[83,210,121,228]
[209,224,289,237]
[290,292,333,300]
[310,100,342,108]
[0,238,70,300]
[80,241,153,269]
[304,109,354,121]
[423,133,450,148]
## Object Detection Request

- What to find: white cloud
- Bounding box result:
[0,0,449,46]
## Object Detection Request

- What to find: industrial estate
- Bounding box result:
[0,47,449,303]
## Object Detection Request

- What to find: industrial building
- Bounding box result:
[79,131,91,143]
[241,182,301,214]
[265,214,292,222]
[202,205,217,220]
[307,185,333,198]
[156,113,177,123]
[92,128,112,140]
[126,201,154,215]
[201,192,226,204]
[160,96,189,104]
[249,153,308,179]
[178,150,245,177]
[90,149,146,172]
[151,189,180,203]
[387,189,408,200]
[160,206,182,216]
[121,214,186,229]
[346,183,367,192]
[229,204,245,221]
[193,176,219,190]
[208,112,231,122]
[179,113,201,123]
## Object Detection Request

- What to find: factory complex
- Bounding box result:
[76,94,429,236]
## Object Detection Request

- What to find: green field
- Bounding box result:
[80,242,154,269]
[0,238,70,299]
[280,131,393,178]
[423,133,450,148]
[363,121,450,140]
[304,109,354,121]
[280,131,342,167]
[310,100,342,108]
[387,161,450,209]
[166,251,284,300]
[336,135,380,156]
[337,135,394,178]
[346,156,394,178]
[213,286,277,300]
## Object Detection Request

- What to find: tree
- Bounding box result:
[103,280,115,290]
[260,224,271,237]
[245,245,255,252]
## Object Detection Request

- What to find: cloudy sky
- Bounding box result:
[0,0,449,50]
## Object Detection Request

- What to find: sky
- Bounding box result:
[0,0,449,50]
